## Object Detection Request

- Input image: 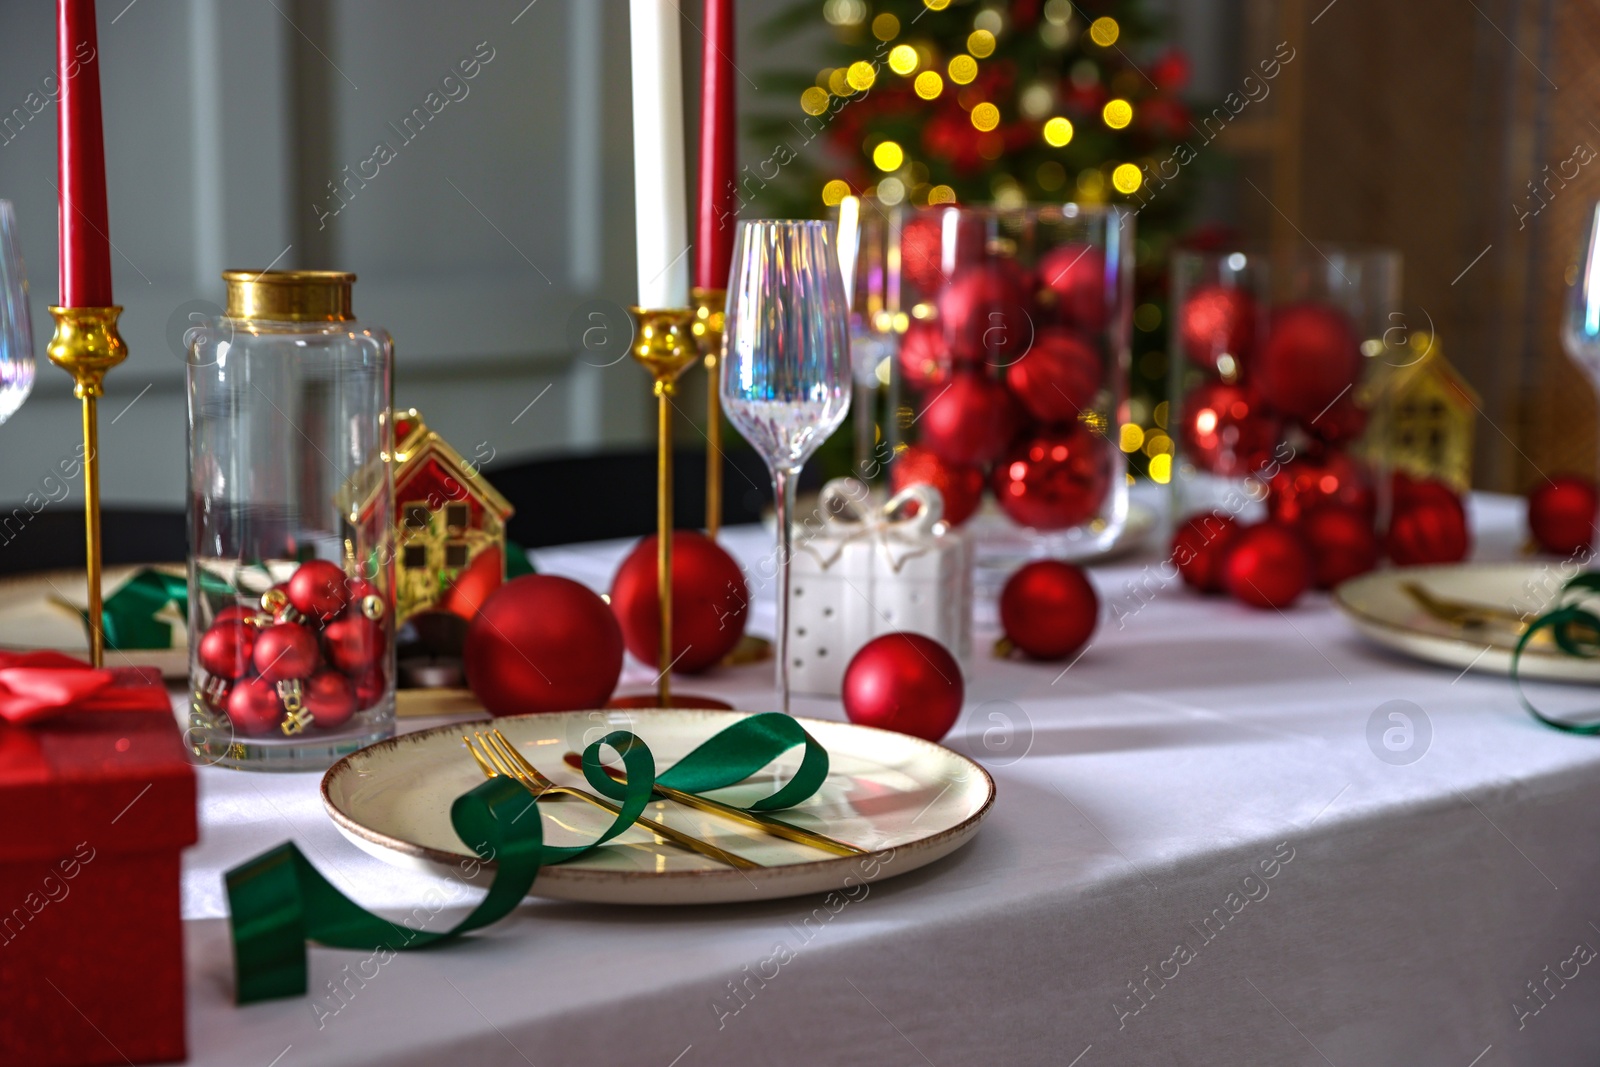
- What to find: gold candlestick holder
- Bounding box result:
[690,286,726,538]
[46,305,128,668]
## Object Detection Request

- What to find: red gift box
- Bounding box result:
[0,652,196,1066]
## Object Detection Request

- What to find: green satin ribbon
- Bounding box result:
[64,569,226,651]
[505,539,536,578]
[225,715,829,1004]
[1511,573,1600,734]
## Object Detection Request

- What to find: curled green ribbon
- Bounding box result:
[1511,573,1600,734]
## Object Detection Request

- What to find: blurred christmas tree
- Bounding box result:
[751,0,1206,479]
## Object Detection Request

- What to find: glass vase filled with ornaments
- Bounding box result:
[186,270,395,770]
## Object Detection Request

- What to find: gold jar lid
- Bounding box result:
[223,269,355,322]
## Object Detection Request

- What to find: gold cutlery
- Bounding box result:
[463,730,761,870]
[1401,582,1532,632]
[562,750,866,858]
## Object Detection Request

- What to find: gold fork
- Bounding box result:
[1401,582,1531,632]
[463,730,761,870]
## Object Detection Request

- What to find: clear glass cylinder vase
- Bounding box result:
[185,270,395,770]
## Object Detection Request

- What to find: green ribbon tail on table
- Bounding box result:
[225,730,657,1004]
[1511,572,1600,734]
[70,568,234,651]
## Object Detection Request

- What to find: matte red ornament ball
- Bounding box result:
[1178,283,1257,374]
[1037,242,1106,332]
[304,670,357,730]
[937,261,1033,364]
[197,620,257,680]
[1299,503,1379,589]
[465,575,624,714]
[286,559,350,622]
[1387,484,1470,565]
[323,615,386,676]
[992,424,1111,531]
[1179,381,1282,478]
[1224,522,1312,609]
[1303,389,1368,446]
[1256,302,1362,422]
[252,621,321,682]
[211,603,259,627]
[354,667,387,711]
[999,560,1099,660]
[1266,450,1375,524]
[1169,512,1241,594]
[1005,327,1101,424]
[1528,474,1599,556]
[226,677,283,736]
[841,632,964,742]
[919,372,1018,466]
[891,445,985,527]
[898,318,952,391]
[610,531,749,674]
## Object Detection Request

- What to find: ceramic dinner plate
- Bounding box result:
[1333,563,1600,682]
[322,708,996,905]
[0,565,188,676]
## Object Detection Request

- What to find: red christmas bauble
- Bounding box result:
[891,445,985,527]
[1300,503,1379,589]
[1266,450,1375,524]
[1387,483,1470,565]
[1257,303,1361,422]
[1178,381,1281,478]
[1224,522,1312,608]
[304,670,357,730]
[919,372,1017,466]
[323,615,386,676]
[354,666,387,711]
[1528,474,1599,556]
[226,677,283,736]
[1178,284,1257,374]
[438,545,504,620]
[1303,389,1368,446]
[999,560,1099,660]
[841,632,963,741]
[1005,327,1101,424]
[898,318,952,391]
[991,425,1111,530]
[1169,512,1242,593]
[212,603,261,627]
[901,211,955,293]
[610,530,749,674]
[286,559,350,623]
[465,575,624,714]
[1037,242,1106,331]
[197,620,257,680]
[252,622,321,682]
[937,261,1033,364]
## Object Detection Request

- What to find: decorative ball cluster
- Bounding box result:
[196,559,388,737]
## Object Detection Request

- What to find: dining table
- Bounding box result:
[180,490,1600,1066]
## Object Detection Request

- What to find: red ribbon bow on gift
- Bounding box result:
[0,651,169,726]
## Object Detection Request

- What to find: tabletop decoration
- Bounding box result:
[48,0,123,671]
[610,530,749,674]
[694,0,736,537]
[996,560,1099,661]
[1170,512,1241,594]
[463,574,622,714]
[841,632,964,742]
[1386,473,1471,565]
[891,443,984,527]
[1223,520,1312,609]
[228,714,828,1002]
[789,477,970,697]
[0,651,195,1065]
[1299,502,1381,589]
[1511,573,1600,733]
[1527,474,1598,556]
[186,270,395,770]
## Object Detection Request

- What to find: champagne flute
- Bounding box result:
[721,220,852,714]
[0,202,37,424]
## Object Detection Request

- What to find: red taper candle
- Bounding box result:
[694,0,737,291]
[57,0,113,308]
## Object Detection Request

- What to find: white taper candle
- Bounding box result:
[629,0,689,309]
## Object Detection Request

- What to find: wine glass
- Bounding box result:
[1563,201,1600,394]
[835,196,904,481]
[721,219,852,714]
[0,202,37,424]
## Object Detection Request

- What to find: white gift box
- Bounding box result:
[788,478,972,697]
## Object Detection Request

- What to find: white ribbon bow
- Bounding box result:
[799,477,946,574]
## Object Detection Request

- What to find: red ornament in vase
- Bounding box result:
[1037,242,1106,331]
[891,445,985,527]
[918,372,1018,466]
[1178,283,1257,376]
[991,425,1111,530]
[1178,381,1282,478]
[1257,302,1362,422]
[937,261,1033,365]
[1528,474,1599,556]
[226,677,284,736]
[1005,327,1101,424]
[1169,512,1241,593]
[841,632,963,742]
[323,615,385,676]
[898,318,952,391]
[610,530,749,674]
[286,559,350,622]
[252,621,320,682]
[998,560,1099,660]
[197,620,257,680]
[1224,522,1312,609]
[304,670,357,730]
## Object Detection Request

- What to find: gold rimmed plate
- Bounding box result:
[321,707,995,905]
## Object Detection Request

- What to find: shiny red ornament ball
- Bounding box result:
[226,677,283,736]
[898,318,952,391]
[891,445,985,527]
[286,559,350,622]
[1169,512,1241,593]
[1528,474,1599,556]
[999,560,1099,660]
[1257,302,1362,422]
[1037,242,1106,331]
[937,261,1033,364]
[1224,522,1312,609]
[252,621,321,682]
[841,632,964,742]
[1005,327,1101,424]
[323,615,386,676]
[919,372,1018,466]
[991,425,1111,531]
[304,670,357,729]
[1299,503,1379,589]
[1178,381,1282,478]
[1266,450,1375,524]
[1387,483,1470,565]
[1178,284,1257,374]
[610,530,749,674]
[197,620,257,680]
[465,575,624,714]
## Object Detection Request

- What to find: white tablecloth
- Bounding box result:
[182,492,1600,1066]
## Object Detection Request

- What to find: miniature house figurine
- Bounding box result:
[1365,331,1478,492]
[356,409,515,623]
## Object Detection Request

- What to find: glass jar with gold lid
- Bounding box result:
[186,269,395,770]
